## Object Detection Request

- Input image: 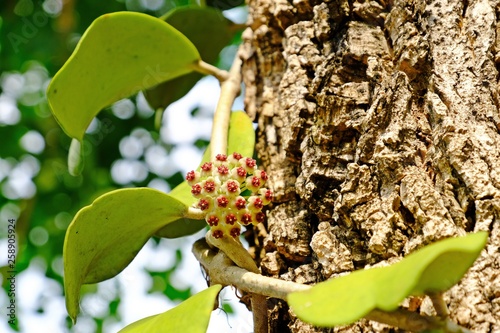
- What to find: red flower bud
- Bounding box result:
[216,154,227,162]
[216,195,229,208]
[186,170,196,181]
[230,227,241,238]
[254,212,266,223]
[212,229,223,239]
[191,184,202,196]
[198,198,210,211]
[234,197,247,210]
[226,180,239,193]
[206,215,219,226]
[203,180,216,193]
[217,164,229,176]
[225,213,237,225]
[201,162,213,172]
[245,158,256,168]
[240,212,252,225]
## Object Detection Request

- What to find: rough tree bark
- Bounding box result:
[240,0,500,331]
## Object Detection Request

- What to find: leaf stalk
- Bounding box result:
[192,60,230,82]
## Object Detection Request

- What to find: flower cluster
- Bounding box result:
[186,152,272,239]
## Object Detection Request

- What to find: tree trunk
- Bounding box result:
[240,0,500,331]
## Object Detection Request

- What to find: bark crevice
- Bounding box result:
[243,0,500,331]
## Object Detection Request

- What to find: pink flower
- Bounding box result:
[189,152,272,239]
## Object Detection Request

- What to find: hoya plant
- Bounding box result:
[47,6,489,333]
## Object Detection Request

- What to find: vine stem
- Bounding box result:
[192,50,269,331]
[207,51,242,160]
[194,238,310,298]
[205,232,269,333]
[429,292,450,319]
[193,238,473,333]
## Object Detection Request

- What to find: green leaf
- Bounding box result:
[47,11,200,141]
[144,6,234,110]
[288,232,488,327]
[64,188,188,321]
[118,284,222,333]
[155,111,255,238]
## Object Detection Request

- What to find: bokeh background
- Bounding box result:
[0,0,252,332]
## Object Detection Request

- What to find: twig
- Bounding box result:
[429,292,450,319]
[193,238,310,299]
[366,308,442,331]
[365,308,472,333]
[208,51,242,160]
[366,309,472,333]
[192,238,474,333]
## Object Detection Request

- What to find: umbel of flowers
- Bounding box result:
[186,152,272,239]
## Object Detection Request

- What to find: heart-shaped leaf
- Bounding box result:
[47,11,200,141]
[118,284,221,333]
[144,6,235,110]
[288,232,488,327]
[64,188,188,321]
[156,111,255,238]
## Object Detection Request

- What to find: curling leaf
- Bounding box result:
[64,188,188,321]
[47,11,200,141]
[118,285,221,333]
[288,232,488,327]
[156,111,255,238]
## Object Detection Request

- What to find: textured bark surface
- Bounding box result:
[241,0,500,331]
